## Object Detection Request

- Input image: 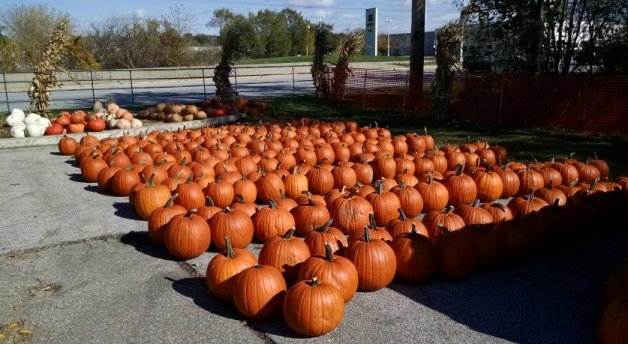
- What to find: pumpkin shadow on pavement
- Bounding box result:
[120,230,174,261]
[68,173,88,183]
[385,229,627,344]
[169,277,242,321]
[83,185,100,193]
[113,202,143,220]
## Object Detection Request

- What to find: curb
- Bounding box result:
[0,113,248,150]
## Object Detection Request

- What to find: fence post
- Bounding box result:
[2,71,9,113]
[292,66,296,95]
[498,74,505,124]
[361,69,369,110]
[90,70,96,103]
[202,68,207,100]
[129,70,135,106]
[234,67,239,94]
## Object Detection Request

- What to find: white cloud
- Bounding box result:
[135,9,145,18]
[289,0,335,5]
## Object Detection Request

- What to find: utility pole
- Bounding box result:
[306,25,310,56]
[410,0,426,99]
[386,19,392,57]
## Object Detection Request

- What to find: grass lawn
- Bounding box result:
[257,95,628,176]
[236,55,434,65]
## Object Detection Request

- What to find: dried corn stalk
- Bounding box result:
[332,31,363,100]
[27,18,72,116]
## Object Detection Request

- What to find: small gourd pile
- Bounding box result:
[6,109,51,138]
[98,101,143,130]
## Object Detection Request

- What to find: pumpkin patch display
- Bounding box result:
[53,115,628,337]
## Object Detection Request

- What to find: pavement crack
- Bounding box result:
[1,233,126,259]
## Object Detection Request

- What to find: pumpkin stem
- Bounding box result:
[165,193,178,208]
[398,208,407,220]
[268,199,278,208]
[283,227,296,240]
[184,209,197,218]
[454,163,464,176]
[205,196,216,207]
[147,173,156,188]
[186,172,194,184]
[569,179,579,187]
[279,189,287,200]
[310,276,320,287]
[363,226,372,243]
[593,151,599,160]
[589,178,600,191]
[376,178,385,194]
[180,157,187,166]
[411,223,418,235]
[471,199,481,207]
[224,236,236,258]
[527,188,535,201]
[324,244,334,263]
[424,126,428,136]
[546,180,553,190]
[427,174,434,185]
[484,159,490,171]
[319,219,334,233]
[234,194,245,204]
[224,206,232,214]
[368,213,377,229]
[443,205,454,215]
[493,202,507,212]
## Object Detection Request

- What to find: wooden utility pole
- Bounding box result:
[409,0,426,106]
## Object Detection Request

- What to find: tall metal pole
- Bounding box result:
[410,0,426,97]
[306,25,310,56]
[386,20,392,57]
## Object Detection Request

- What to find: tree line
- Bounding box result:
[0,5,331,72]
[457,0,628,74]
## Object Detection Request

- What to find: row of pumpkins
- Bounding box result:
[57,119,627,337]
[4,101,143,137]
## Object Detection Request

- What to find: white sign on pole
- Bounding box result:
[365,8,378,56]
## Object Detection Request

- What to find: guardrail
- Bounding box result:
[0,64,315,112]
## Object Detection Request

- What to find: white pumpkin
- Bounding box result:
[115,118,131,129]
[36,117,51,128]
[130,118,143,128]
[6,109,25,126]
[25,123,46,137]
[24,113,42,125]
[106,118,118,129]
[11,123,26,137]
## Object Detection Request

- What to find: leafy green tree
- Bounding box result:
[253,10,291,57]
[1,4,69,70]
[458,0,628,75]
[280,9,312,55]
[0,26,17,71]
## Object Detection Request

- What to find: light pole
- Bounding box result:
[386,19,392,57]
[319,14,325,28]
[306,25,310,56]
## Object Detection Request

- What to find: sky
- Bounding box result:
[2,0,461,35]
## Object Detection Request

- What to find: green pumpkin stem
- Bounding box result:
[471,199,481,207]
[186,172,194,184]
[224,236,235,258]
[377,179,385,194]
[319,219,334,233]
[398,208,407,220]
[443,205,454,215]
[268,199,278,208]
[454,163,464,176]
[147,173,156,188]
[179,156,187,166]
[437,223,450,236]
[235,194,245,204]
[184,209,197,218]
[283,228,296,240]
[324,244,334,262]
[363,226,372,243]
[165,193,178,208]
[368,213,377,229]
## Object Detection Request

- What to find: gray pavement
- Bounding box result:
[0,144,626,343]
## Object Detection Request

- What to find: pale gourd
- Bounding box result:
[106,117,118,129]
[25,123,46,137]
[24,113,42,125]
[6,109,25,126]
[130,118,143,128]
[36,117,51,128]
[115,118,131,129]
[11,123,26,137]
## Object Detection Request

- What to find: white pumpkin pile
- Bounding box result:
[6,109,52,138]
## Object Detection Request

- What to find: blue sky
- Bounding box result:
[2,0,461,35]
